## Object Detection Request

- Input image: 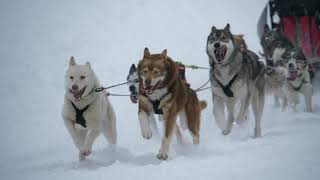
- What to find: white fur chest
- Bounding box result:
[148,88,168,101]
[272,48,285,63]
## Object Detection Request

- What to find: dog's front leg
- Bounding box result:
[303,83,313,112]
[273,94,280,108]
[212,95,226,130]
[138,110,152,139]
[79,129,100,161]
[223,100,235,135]
[236,93,251,124]
[149,113,160,137]
[63,117,87,150]
[157,108,176,160]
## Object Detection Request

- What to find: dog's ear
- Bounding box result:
[130,64,137,73]
[161,49,167,59]
[225,23,230,31]
[144,47,151,57]
[85,61,91,68]
[264,24,270,33]
[238,34,244,38]
[69,56,76,66]
[211,26,217,32]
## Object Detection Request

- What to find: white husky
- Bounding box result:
[62,56,117,160]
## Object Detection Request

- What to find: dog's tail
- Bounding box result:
[199,100,207,110]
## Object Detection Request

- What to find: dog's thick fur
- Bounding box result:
[260,24,293,108]
[62,57,117,160]
[264,65,288,110]
[137,48,207,160]
[207,24,265,137]
[127,64,162,135]
[281,48,313,112]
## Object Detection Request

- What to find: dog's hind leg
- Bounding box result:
[223,100,236,135]
[63,117,87,150]
[179,110,188,130]
[303,83,313,112]
[80,129,100,161]
[102,104,117,146]
[185,100,201,144]
[212,95,226,131]
[175,123,184,145]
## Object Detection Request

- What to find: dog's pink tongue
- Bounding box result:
[288,71,297,80]
[215,46,227,62]
[71,90,81,100]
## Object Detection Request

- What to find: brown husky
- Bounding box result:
[137,48,207,160]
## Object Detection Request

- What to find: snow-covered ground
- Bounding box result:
[1,0,320,180]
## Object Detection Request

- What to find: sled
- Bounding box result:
[257,0,320,71]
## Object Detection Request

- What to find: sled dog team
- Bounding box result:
[62,24,314,161]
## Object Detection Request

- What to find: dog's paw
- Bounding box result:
[78,149,91,161]
[236,117,247,124]
[157,152,168,160]
[222,129,231,136]
[254,127,261,138]
[80,148,92,158]
[142,129,152,140]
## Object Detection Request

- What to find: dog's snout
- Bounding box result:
[129,85,136,92]
[72,85,79,90]
[288,63,294,68]
[145,79,151,85]
[214,42,220,49]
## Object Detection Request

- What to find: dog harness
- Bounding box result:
[216,74,238,98]
[71,101,90,128]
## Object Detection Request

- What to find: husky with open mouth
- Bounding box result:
[281,48,313,112]
[62,56,117,161]
[127,64,162,135]
[137,48,207,160]
[207,24,265,137]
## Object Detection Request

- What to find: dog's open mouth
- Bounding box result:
[287,70,298,81]
[142,81,162,95]
[70,86,86,101]
[130,93,138,103]
[214,45,227,64]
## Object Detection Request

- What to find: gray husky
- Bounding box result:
[260,24,293,108]
[281,48,313,112]
[207,24,265,137]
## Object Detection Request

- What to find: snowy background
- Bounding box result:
[1,0,320,179]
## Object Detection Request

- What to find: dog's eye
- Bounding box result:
[80,76,85,80]
[221,36,226,41]
[70,76,74,80]
[142,70,148,74]
[153,70,160,75]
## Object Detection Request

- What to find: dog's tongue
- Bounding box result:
[130,94,138,104]
[71,89,83,101]
[215,45,227,63]
[288,71,298,81]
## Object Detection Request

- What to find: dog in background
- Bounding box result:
[281,48,313,112]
